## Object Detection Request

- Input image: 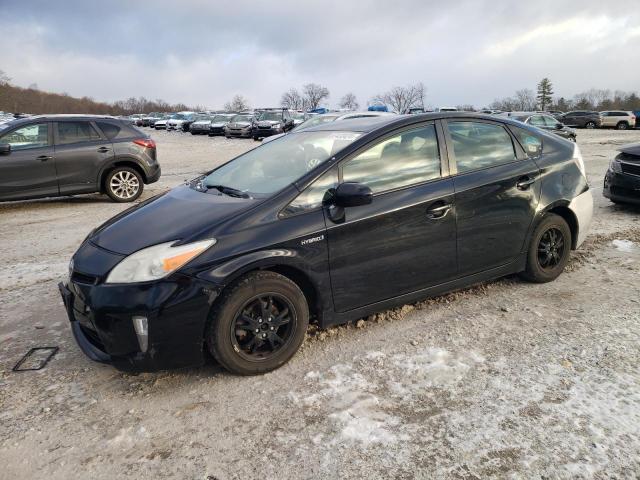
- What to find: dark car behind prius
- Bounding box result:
[502,112,576,142]
[560,111,602,129]
[604,143,640,205]
[0,115,160,202]
[60,113,592,375]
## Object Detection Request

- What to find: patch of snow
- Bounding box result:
[0,261,67,290]
[611,239,635,252]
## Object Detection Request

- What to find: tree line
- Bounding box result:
[489,78,640,112]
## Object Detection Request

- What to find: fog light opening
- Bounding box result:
[132,316,148,353]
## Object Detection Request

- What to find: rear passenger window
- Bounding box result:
[342,124,441,193]
[56,122,101,145]
[96,122,121,140]
[511,126,542,157]
[448,121,517,173]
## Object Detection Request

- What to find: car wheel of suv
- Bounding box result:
[105,167,143,203]
[253,136,260,141]
[616,122,629,130]
[585,121,596,129]
[206,271,309,375]
[520,213,572,283]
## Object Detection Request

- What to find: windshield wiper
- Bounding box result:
[205,184,252,199]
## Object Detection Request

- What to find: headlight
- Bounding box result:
[610,158,622,173]
[105,239,216,284]
[272,123,281,129]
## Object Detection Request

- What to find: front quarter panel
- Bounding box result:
[190,208,333,322]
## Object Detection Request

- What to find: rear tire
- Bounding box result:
[206,271,309,375]
[585,121,596,129]
[253,136,260,141]
[105,167,143,203]
[616,122,629,130]
[520,213,571,283]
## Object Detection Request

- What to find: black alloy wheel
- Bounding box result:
[231,294,295,361]
[520,213,572,283]
[206,271,309,375]
[537,227,565,270]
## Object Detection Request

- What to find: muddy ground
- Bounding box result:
[1,128,639,479]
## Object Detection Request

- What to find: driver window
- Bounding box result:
[342,124,441,193]
[1,123,49,150]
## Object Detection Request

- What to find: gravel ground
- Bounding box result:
[1,128,639,479]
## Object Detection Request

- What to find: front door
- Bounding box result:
[0,122,58,201]
[326,123,458,312]
[445,119,540,276]
[54,121,114,194]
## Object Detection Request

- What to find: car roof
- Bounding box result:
[302,111,526,133]
[1,114,124,128]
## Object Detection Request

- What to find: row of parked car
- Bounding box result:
[127,109,311,140]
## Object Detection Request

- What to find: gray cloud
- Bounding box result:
[1,0,639,109]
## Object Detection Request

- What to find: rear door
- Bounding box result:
[444,119,540,276]
[326,122,458,312]
[53,120,114,194]
[0,122,58,200]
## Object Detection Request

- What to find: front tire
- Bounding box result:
[520,213,572,283]
[206,271,309,375]
[585,121,596,129]
[105,167,143,203]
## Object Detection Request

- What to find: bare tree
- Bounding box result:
[371,82,426,113]
[224,94,250,112]
[339,92,359,110]
[0,70,11,85]
[302,83,330,110]
[280,88,305,110]
[514,89,537,111]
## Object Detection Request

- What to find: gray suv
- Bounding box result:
[0,115,160,202]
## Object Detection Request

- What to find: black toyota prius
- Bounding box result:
[60,113,593,375]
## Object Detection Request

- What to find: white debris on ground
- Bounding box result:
[611,239,635,252]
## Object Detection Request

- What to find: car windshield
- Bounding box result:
[212,115,232,122]
[295,115,340,131]
[257,111,282,122]
[231,115,252,123]
[291,112,305,120]
[195,115,212,121]
[202,131,362,196]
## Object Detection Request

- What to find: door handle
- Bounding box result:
[516,176,536,190]
[37,155,52,161]
[426,203,451,219]
[97,147,110,153]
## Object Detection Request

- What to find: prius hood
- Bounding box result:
[91,185,258,255]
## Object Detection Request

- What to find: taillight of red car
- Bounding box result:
[133,138,156,149]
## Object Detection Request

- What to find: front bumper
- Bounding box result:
[252,127,283,138]
[58,244,221,372]
[226,128,251,138]
[604,168,640,205]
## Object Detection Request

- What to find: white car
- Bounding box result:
[167,111,196,131]
[262,111,395,144]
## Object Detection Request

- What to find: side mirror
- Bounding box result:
[555,123,564,129]
[333,182,372,208]
[0,143,10,155]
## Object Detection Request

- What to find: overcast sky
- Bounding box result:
[1,0,639,109]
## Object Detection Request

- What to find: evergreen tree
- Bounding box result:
[537,78,554,111]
